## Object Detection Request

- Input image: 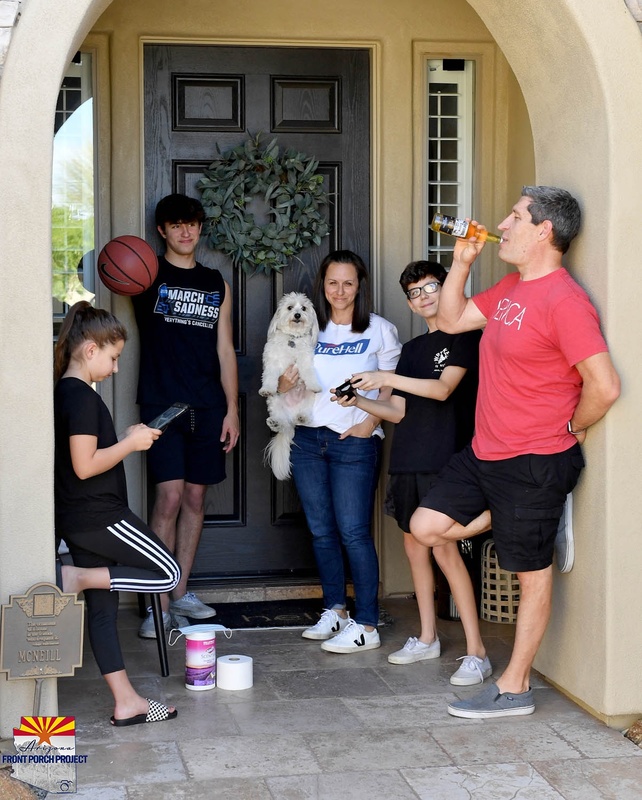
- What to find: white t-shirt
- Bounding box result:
[308,313,402,436]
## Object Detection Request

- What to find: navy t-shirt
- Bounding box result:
[132,257,227,409]
[54,377,128,534]
[389,329,480,474]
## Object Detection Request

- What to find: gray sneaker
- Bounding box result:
[448,682,535,718]
[169,591,217,619]
[138,608,172,640]
[555,492,574,573]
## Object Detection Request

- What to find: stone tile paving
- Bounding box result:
[1,597,639,799]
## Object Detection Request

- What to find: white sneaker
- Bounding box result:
[555,493,574,573]
[138,608,172,640]
[450,654,493,685]
[302,609,351,640]
[388,636,441,665]
[169,591,217,619]
[320,619,381,653]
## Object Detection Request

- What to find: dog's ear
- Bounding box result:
[309,306,319,341]
[267,305,281,339]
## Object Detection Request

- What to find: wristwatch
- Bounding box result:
[567,420,586,435]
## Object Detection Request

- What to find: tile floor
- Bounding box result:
[7,596,642,798]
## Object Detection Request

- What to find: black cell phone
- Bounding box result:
[334,380,356,400]
[147,402,190,431]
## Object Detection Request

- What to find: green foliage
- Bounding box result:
[51,205,93,303]
[198,133,331,275]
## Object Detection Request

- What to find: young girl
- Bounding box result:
[54,301,181,727]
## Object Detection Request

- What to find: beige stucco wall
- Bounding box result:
[0,0,641,734]
[89,0,529,603]
[0,0,112,736]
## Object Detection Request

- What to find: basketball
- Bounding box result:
[97,235,158,296]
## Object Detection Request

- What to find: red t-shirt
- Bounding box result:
[472,268,609,460]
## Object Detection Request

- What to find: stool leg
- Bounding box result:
[137,592,147,617]
[149,593,170,677]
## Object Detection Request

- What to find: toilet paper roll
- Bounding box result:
[216,654,253,690]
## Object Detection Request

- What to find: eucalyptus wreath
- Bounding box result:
[197,134,330,275]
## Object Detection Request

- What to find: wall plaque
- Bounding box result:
[0,583,84,679]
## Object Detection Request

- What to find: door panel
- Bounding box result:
[144,44,370,580]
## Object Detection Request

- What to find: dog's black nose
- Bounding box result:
[294,312,301,320]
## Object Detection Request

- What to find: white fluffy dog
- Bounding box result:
[259,292,321,480]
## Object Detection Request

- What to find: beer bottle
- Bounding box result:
[431,212,502,244]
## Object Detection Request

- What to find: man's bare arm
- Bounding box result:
[437,232,488,333]
[569,351,621,443]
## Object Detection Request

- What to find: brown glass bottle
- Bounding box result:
[431,212,502,244]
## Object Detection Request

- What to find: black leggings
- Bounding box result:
[63,509,180,675]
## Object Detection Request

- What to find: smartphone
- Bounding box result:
[334,380,356,400]
[147,402,190,432]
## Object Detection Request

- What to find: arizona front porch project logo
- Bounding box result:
[3,716,86,794]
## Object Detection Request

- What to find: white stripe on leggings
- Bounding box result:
[107,518,180,592]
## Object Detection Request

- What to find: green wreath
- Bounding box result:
[197,134,330,275]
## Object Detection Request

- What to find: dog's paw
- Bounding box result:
[259,387,273,398]
[266,417,280,432]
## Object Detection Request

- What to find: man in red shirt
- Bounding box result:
[410,186,620,718]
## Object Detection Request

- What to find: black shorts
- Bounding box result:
[141,404,227,486]
[419,443,585,572]
[385,473,439,533]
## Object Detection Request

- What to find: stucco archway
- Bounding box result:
[0,0,640,732]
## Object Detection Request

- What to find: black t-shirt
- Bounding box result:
[132,256,227,409]
[54,377,128,534]
[389,329,480,474]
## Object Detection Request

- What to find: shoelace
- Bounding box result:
[404,636,419,650]
[311,608,339,628]
[335,618,360,639]
[456,655,485,680]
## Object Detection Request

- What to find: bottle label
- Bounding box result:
[451,219,470,237]
[434,215,470,238]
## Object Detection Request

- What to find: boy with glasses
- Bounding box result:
[334,260,491,685]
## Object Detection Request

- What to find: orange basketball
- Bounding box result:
[97,235,158,296]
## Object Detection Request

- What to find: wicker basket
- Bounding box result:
[480,539,520,623]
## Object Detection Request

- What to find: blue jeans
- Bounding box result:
[291,426,381,628]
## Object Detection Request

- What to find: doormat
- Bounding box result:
[190,599,394,630]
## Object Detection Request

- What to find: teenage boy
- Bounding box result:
[334,261,492,685]
[133,193,239,637]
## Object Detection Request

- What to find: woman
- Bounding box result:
[278,250,401,653]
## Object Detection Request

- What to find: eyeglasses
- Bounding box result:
[405,281,440,299]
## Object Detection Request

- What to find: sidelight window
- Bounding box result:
[52,51,96,340]
[425,59,475,272]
